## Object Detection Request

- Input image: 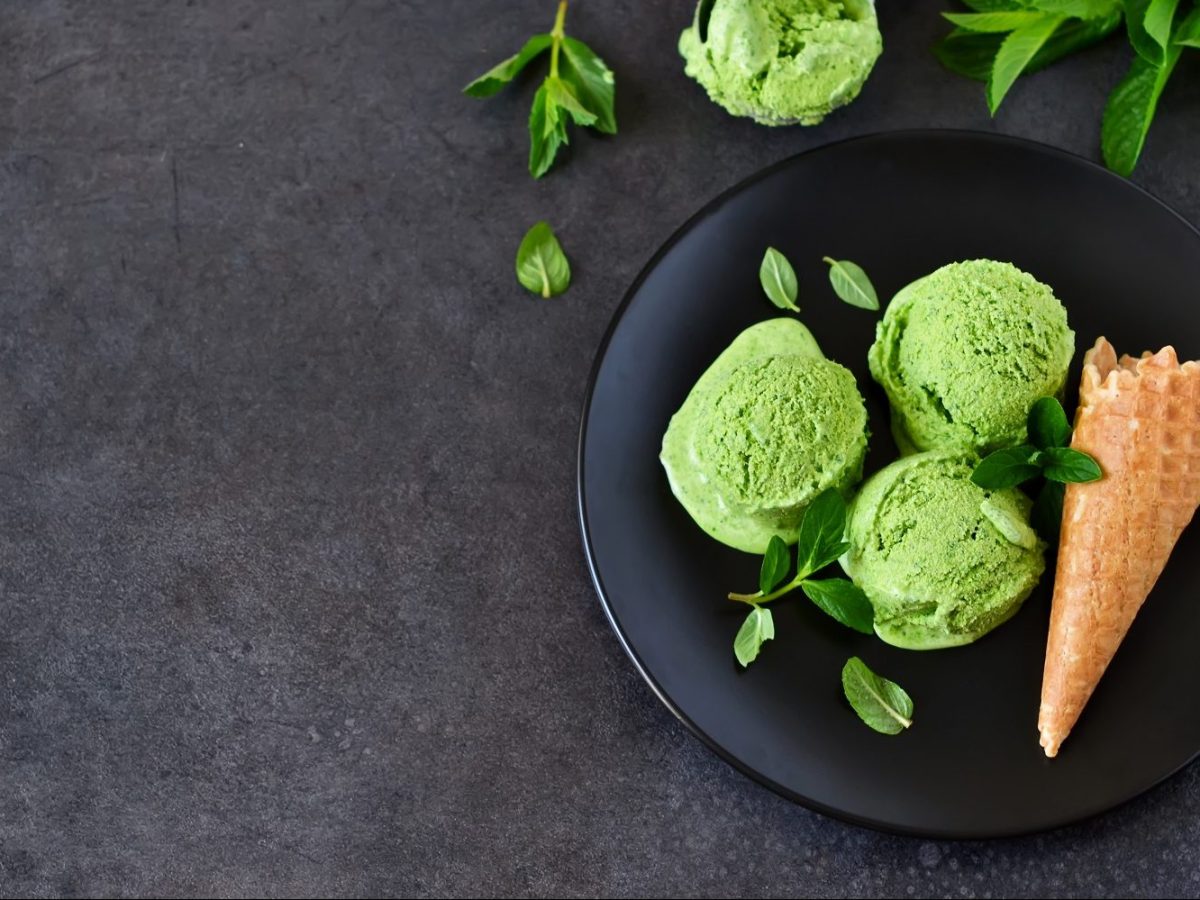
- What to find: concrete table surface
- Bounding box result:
[3,1,1200,896]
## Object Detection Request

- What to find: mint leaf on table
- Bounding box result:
[935,15,1121,81]
[1041,446,1103,483]
[464,1,615,178]
[971,444,1042,489]
[944,11,1050,31]
[822,257,879,311]
[515,221,570,297]
[801,579,875,634]
[559,37,617,134]
[987,14,1067,113]
[1101,43,1182,177]
[1028,396,1073,450]
[960,0,1027,9]
[734,607,775,668]
[1175,6,1200,47]
[759,247,800,312]
[463,34,553,97]
[1126,0,1181,64]
[842,657,914,735]
[759,535,792,595]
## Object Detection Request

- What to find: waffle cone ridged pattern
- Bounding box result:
[1039,338,1200,758]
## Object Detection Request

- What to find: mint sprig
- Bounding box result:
[970,396,1102,541]
[934,0,1199,175]
[463,1,616,179]
[728,490,873,668]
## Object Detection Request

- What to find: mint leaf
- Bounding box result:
[1028,396,1072,449]
[1175,6,1200,46]
[796,489,850,577]
[545,75,596,127]
[1033,479,1066,543]
[944,10,1047,30]
[971,444,1041,488]
[528,81,568,179]
[515,221,570,298]
[801,579,875,634]
[734,607,775,668]
[987,14,1066,113]
[842,657,914,735]
[759,535,792,595]
[1144,0,1182,51]
[961,0,1028,9]
[822,257,879,311]
[559,36,616,134]
[1041,446,1103,483]
[463,34,553,97]
[1101,46,1181,176]
[1028,0,1121,16]
[1126,0,1168,63]
[759,247,800,312]
[936,15,1120,81]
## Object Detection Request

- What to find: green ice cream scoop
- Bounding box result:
[661,318,868,554]
[678,0,882,126]
[868,260,1074,455]
[842,450,1045,650]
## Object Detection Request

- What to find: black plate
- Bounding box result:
[577,131,1200,839]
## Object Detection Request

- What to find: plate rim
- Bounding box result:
[575,128,1200,839]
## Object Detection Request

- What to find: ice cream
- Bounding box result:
[869,260,1075,455]
[842,450,1045,649]
[678,0,883,126]
[660,318,869,554]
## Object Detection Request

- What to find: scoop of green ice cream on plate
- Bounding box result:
[678,0,882,126]
[661,318,868,554]
[868,260,1074,455]
[842,450,1045,650]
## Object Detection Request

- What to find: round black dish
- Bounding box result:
[577,130,1200,839]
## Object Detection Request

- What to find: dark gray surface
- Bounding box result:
[2,1,1199,896]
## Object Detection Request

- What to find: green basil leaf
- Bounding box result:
[759,535,792,595]
[801,579,875,634]
[823,257,879,311]
[842,657,914,735]
[1172,5,1200,46]
[559,36,617,134]
[1028,396,1072,449]
[515,221,570,298]
[759,247,799,312]
[463,34,553,98]
[796,489,850,577]
[546,75,597,128]
[987,15,1066,113]
[944,10,1047,31]
[1101,46,1181,176]
[528,82,568,178]
[1144,0,1182,50]
[1041,446,1103,483]
[734,607,775,668]
[971,444,1041,488]
[1032,479,1066,543]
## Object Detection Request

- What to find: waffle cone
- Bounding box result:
[1039,338,1200,757]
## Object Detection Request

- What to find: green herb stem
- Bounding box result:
[729,572,807,606]
[550,0,568,77]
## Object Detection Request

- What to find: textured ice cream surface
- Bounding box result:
[660,318,868,554]
[678,0,882,126]
[842,450,1045,649]
[868,260,1074,455]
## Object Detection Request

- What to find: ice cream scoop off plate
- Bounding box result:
[577,131,1200,838]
